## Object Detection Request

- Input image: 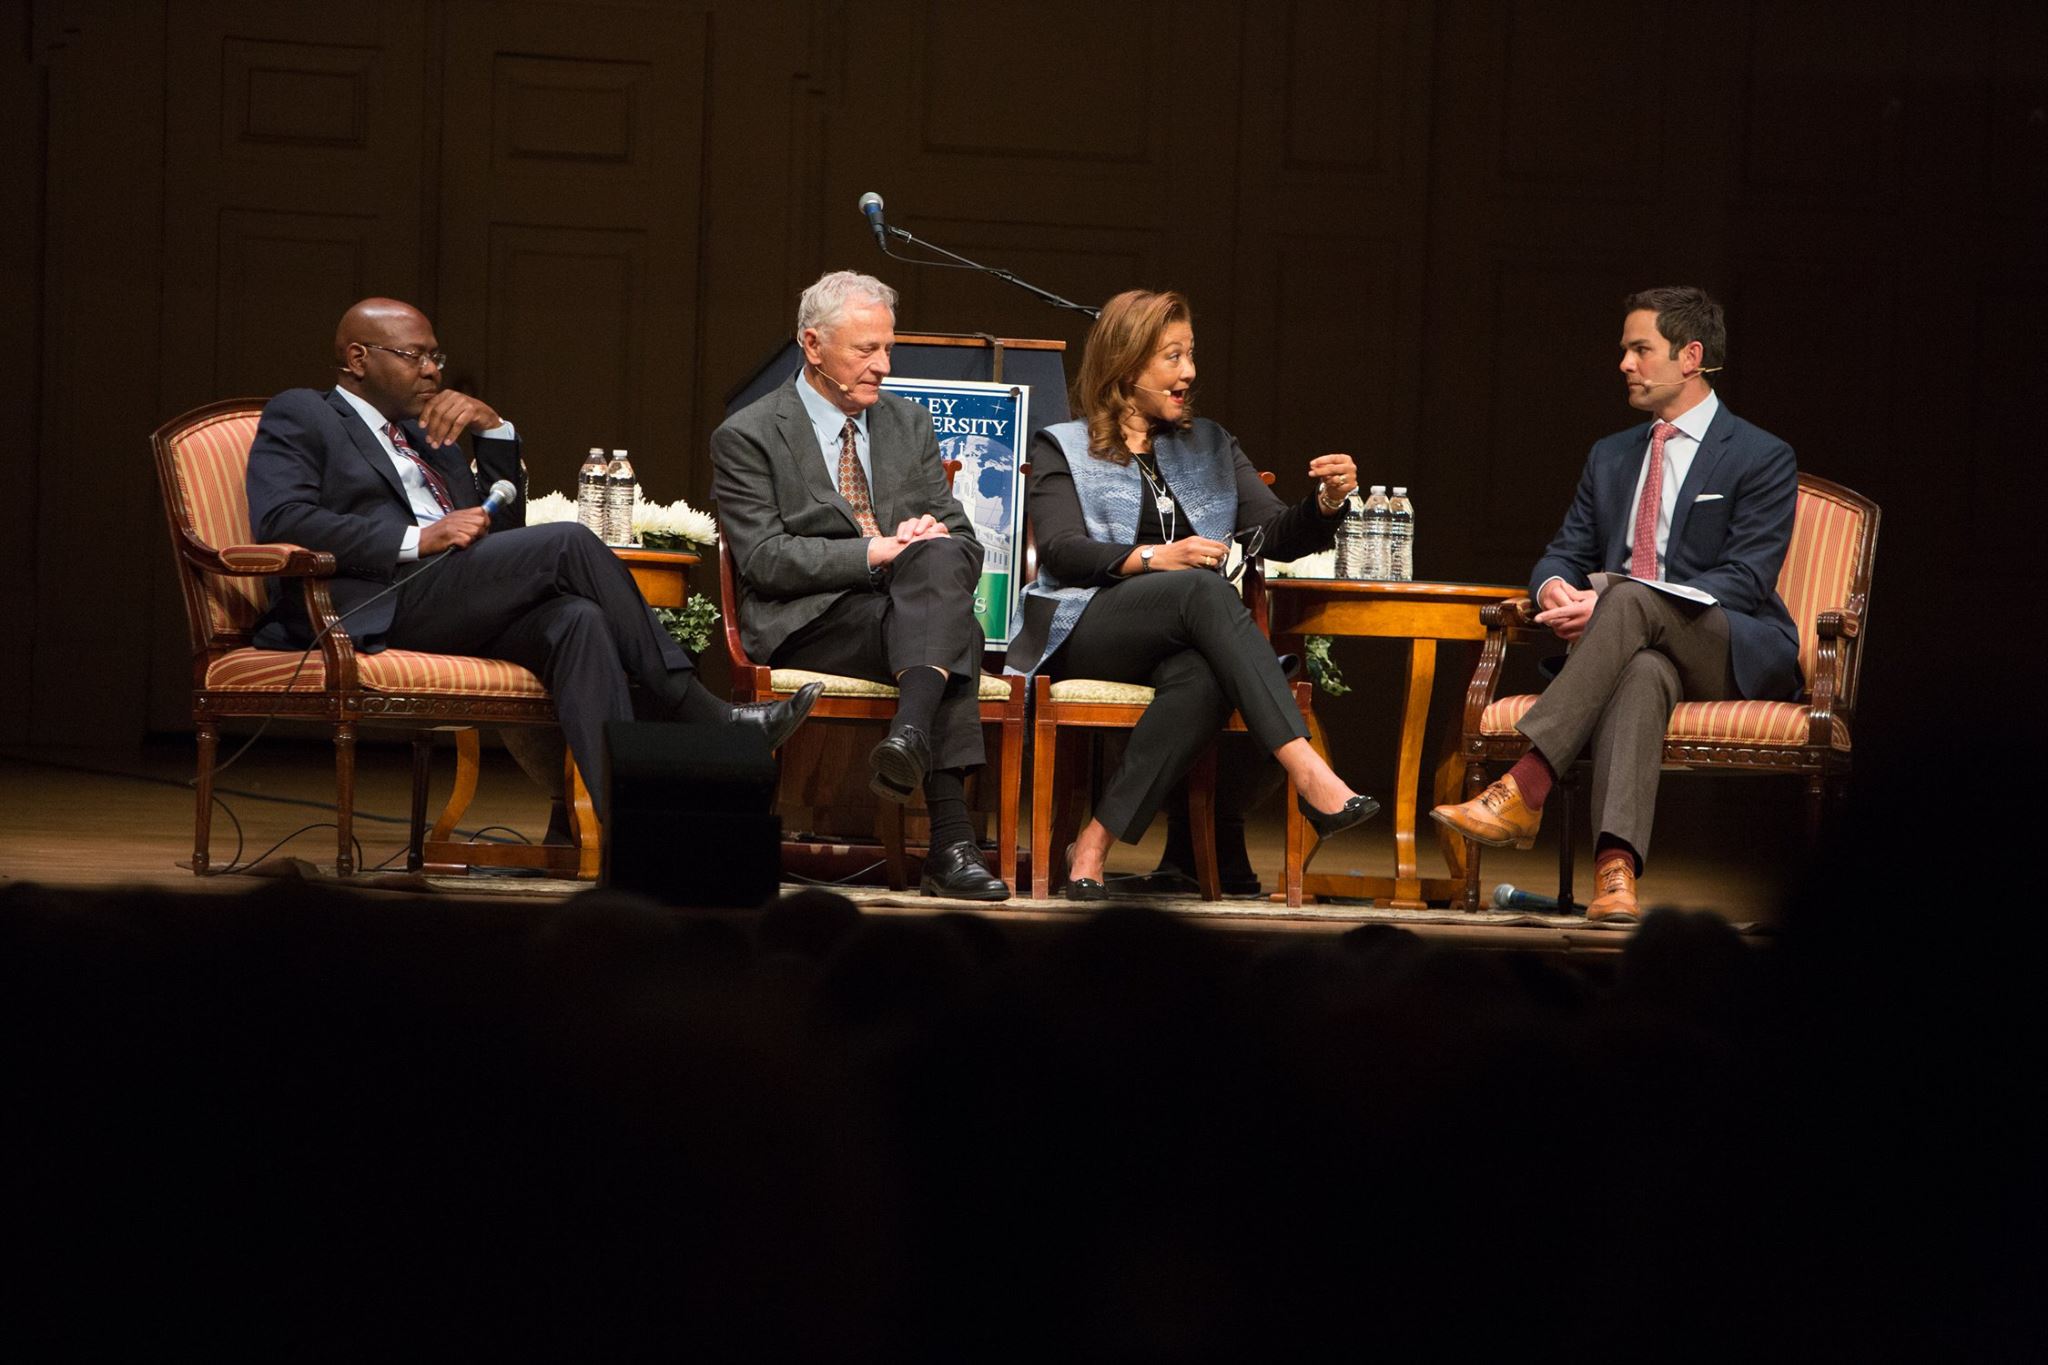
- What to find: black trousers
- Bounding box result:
[1051,569,1305,842]
[383,521,694,815]
[769,535,987,771]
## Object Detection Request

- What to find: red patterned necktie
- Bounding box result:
[837,417,880,536]
[1629,421,1680,580]
[386,422,454,515]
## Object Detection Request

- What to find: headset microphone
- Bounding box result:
[810,364,858,397]
[1635,365,1724,392]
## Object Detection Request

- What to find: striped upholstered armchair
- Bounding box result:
[152,398,598,879]
[1452,472,1880,910]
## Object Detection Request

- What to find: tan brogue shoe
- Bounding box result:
[1586,859,1640,925]
[1429,775,1542,850]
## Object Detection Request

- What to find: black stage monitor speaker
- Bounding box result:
[602,722,781,907]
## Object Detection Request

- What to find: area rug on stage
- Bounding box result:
[238,856,1770,934]
[243,856,588,898]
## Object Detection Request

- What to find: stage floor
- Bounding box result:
[1,738,1805,951]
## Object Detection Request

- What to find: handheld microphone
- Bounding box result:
[1492,883,1578,913]
[857,191,888,250]
[1633,365,1724,392]
[480,479,518,516]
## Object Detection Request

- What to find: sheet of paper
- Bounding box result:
[1589,571,1718,607]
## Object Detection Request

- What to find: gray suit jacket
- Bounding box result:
[710,376,980,662]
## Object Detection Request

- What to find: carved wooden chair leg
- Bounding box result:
[1555,768,1577,911]
[1031,687,1058,899]
[996,699,1024,886]
[334,720,358,877]
[193,720,218,875]
[1189,745,1221,901]
[879,800,908,890]
[407,734,434,872]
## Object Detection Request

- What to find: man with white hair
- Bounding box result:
[711,271,1008,901]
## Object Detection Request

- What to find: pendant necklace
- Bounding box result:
[1131,448,1177,541]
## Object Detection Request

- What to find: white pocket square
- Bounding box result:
[1692,492,1725,502]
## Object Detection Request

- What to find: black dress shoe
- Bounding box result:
[868,725,930,802]
[1297,792,1381,840]
[919,839,1010,901]
[732,680,824,751]
[1063,842,1111,902]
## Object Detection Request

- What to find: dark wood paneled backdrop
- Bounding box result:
[4,0,2042,793]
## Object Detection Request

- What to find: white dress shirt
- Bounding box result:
[333,385,514,560]
[1538,388,1720,603]
[795,368,872,493]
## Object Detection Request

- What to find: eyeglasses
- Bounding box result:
[1223,525,1266,585]
[364,343,449,369]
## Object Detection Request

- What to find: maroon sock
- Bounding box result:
[1594,834,1640,878]
[1506,750,1556,809]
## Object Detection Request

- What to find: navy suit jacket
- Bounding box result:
[1529,401,1801,701]
[245,387,526,650]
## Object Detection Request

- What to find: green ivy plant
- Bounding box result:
[1303,635,1350,696]
[656,597,720,657]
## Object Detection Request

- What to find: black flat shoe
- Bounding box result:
[732,680,824,751]
[1065,877,1109,902]
[1297,792,1381,840]
[919,838,1011,902]
[868,725,930,802]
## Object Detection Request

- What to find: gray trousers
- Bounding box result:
[769,535,988,772]
[1515,579,1737,866]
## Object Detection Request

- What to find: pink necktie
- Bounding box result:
[838,417,880,536]
[386,423,454,514]
[1630,421,1680,580]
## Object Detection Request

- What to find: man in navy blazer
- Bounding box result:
[1432,287,1799,922]
[245,297,817,817]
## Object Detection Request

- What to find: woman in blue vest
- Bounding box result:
[1007,289,1380,900]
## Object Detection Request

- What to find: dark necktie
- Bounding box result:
[1629,421,1680,580]
[837,417,880,536]
[386,422,454,515]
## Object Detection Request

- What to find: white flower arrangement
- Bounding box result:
[632,490,719,550]
[524,490,579,525]
[523,486,719,552]
[1267,549,1336,579]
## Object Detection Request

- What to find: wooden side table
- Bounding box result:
[424,546,701,880]
[1267,579,1524,908]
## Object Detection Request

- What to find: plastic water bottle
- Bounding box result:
[1333,490,1368,578]
[1388,486,1414,581]
[576,447,608,535]
[1361,485,1393,580]
[604,448,638,546]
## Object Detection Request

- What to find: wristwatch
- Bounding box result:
[1139,546,1155,571]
